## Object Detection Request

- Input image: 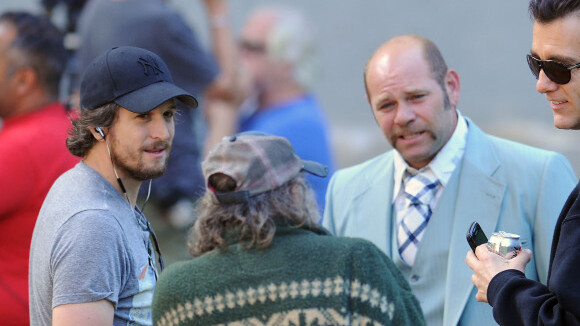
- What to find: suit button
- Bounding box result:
[410,274,420,282]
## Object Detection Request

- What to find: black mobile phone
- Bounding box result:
[466,221,488,253]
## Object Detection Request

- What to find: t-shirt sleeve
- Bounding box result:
[50,210,130,308]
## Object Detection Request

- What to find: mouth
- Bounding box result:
[144,146,167,158]
[548,99,569,111]
[547,96,568,106]
[398,131,425,140]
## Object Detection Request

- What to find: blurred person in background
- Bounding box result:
[75,0,240,230]
[233,7,336,214]
[152,132,425,326]
[323,34,577,326]
[41,0,87,34]
[467,0,580,324]
[0,12,78,325]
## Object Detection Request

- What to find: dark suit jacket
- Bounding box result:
[488,181,580,326]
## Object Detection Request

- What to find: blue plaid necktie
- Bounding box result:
[397,169,440,266]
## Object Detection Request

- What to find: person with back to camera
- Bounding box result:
[466,0,580,324]
[0,12,79,326]
[28,46,198,325]
[322,34,577,326]
[151,132,425,326]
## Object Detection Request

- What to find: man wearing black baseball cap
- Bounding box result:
[29,46,197,325]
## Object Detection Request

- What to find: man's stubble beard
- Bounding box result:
[110,138,172,181]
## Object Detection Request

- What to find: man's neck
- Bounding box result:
[6,90,56,118]
[84,145,141,208]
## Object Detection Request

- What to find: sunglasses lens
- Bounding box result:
[527,55,572,84]
[527,55,541,79]
[543,61,571,84]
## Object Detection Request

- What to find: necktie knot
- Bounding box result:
[403,169,439,206]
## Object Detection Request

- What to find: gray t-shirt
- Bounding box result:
[29,162,159,325]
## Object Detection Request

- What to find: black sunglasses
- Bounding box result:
[527,54,580,85]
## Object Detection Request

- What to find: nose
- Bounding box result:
[536,69,559,94]
[393,103,416,126]
[150,114,172,141]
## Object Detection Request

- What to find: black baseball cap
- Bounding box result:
[80,46,198,113]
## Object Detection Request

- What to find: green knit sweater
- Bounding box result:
[152,223,425,326]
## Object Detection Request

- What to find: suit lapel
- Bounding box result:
[443,119,506,326]
[352,154,395,255]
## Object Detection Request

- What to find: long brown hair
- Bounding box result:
[188,173,320,256]
[66,102,120,157]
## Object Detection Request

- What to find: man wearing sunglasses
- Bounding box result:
[467,0,580,325]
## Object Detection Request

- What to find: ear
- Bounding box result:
[89,127,106,141]
[12,67,37,97]
[445,69,461,108]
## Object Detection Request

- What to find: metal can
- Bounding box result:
[487,231,522,259]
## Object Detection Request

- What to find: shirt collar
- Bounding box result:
[392,110,468,201]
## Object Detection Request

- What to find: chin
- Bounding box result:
[553,117,578,130]
[131,166,168,181]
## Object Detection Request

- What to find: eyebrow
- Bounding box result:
[373,88,427,105]
[530,50,579,65]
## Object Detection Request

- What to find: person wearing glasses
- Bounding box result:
[29,46,197,326]
[322,34,577,326]
[234,6,336,214]
[466,0,580,324]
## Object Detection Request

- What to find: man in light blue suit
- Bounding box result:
[322,35,577,326]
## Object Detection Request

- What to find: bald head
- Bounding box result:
[364,35,449,106]
[362,35,460,169]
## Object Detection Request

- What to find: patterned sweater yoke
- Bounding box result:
[152,222,425,326]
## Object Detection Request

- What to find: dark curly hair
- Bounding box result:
[0,12,67,99]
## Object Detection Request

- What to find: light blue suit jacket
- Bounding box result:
[322,118,577,326]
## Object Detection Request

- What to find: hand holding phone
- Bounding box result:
[466,221,488,254]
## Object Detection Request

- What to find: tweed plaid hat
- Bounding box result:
[202,132,329,204]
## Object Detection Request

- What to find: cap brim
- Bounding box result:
[115,81,198,113]
[301,159,328,177]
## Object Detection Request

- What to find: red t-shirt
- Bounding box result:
[0,103,79,325]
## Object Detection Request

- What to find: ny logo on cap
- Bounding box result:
[137,56,163,76]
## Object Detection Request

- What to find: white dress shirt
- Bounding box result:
[393,110,468,225]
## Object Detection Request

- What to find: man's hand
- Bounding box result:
[466,244,532,303]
